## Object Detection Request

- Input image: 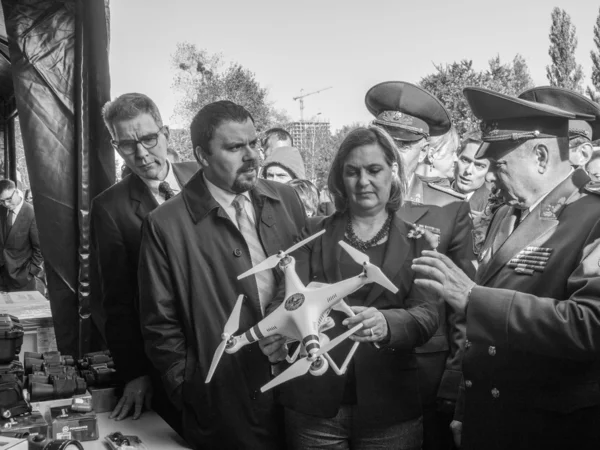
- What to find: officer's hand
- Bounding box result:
[412,250,476,313]
[258,334,288,363]
[450,420,462,448]
[110,375,153,421]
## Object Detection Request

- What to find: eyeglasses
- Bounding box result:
[111,127,166,156]
[0,190,16,204]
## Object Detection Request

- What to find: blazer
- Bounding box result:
[460,169,600,449]
[138,173,306,450]
[90,162,198,383]
[0,201,43,289]
[465,183,491,213]
[276,211,440,426]
[401,176,476,404]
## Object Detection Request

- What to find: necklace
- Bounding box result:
[344,212,393,252]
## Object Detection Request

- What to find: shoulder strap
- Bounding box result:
[426,182,467,200]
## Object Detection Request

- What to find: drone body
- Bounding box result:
[205,229,399,392]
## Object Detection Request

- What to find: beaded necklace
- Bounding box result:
[344,212,393,252]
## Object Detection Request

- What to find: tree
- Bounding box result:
[589,8,600,99]
[419,60,483,137]
[419,56,534,136]
[170,42,288,143]
[546,8,584,92]
[169,128,194,162]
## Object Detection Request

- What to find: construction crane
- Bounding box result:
[293,86,332,122]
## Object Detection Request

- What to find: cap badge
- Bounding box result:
[378,110,413,126]
[480,121,499,136]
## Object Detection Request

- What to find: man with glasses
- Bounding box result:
[0,179,43,292]
[90,93,197,428]
[365,82,476,450]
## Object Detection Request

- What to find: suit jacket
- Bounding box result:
[90,162,198,383]
[138,173,306,450]
[465,183,491,213]
[0,201,43,289]
[451,182,493,256]
[460,169,600,449]
[275,211,440,425]
[401,176,476,404]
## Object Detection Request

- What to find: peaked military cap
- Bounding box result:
[463,87,593,158]
[365,81,451,141]
[518,86,600,142]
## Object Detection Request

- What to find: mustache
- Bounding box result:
[238,162,258,173]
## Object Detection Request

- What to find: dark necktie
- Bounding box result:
[158,181,176,201]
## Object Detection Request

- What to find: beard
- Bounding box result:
[231,162,258,193]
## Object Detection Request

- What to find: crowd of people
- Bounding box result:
[88,81,600,450]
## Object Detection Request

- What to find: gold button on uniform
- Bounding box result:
[491,388,500,398]
[465,380,473,388]
[488,346,496,356]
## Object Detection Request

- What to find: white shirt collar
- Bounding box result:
[12,191,24,219]
[203,173,254,226]
[139,161,181,204]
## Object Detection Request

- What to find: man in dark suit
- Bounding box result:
[413,87,600,450]
[90,93,197,427]
[451,131,492,254]
[365,81,476,450]
[138,101,306,449]
[0,179,43,292]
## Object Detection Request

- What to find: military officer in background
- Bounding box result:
[366,81,476,450]
[519,86,600,168]
[412,87,600,450]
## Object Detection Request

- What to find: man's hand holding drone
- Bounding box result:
[258,335,288,364]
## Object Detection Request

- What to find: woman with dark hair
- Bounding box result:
[262,125,440,450]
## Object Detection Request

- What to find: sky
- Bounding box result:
[110,0,598,132]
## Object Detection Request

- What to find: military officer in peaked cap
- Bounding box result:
[412,86,600,450]
[519,86,600,168]
[366,81,476,450]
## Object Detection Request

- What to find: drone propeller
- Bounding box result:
[365,265,399,293]
[338,241,369,265]
[338,241,398,294]
[206,294,244,383]
[260,323,363,392]
[238,229,326,280]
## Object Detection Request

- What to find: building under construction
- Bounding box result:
[287,121,331,155]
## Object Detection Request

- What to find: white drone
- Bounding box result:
[205,229,399,392]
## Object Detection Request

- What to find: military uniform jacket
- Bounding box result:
[460,169,600,449]
[401,175,476,404]
[138,173,306,450]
